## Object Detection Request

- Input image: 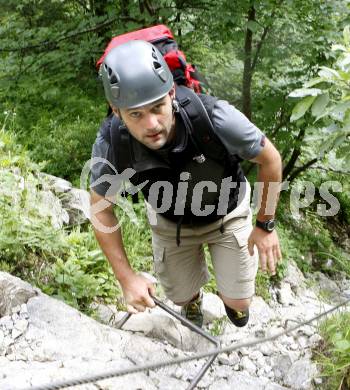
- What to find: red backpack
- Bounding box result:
[96,24,208,94]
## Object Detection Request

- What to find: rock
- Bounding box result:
[277,282,297,306]
[37,173,90,225]
[309,334,322,346]
[272,354,293,380]
[202,293,226,324]
[151,373,187,390]
[39,190,70,228]
[283,260,306,294]
[0,266,343,390]
[249,296,276,324]
[0,273,37,317]
[296,335,308,349]
[297,325,315,337]
[14,319,28,333]
[92,303,117,325]
[248,350,264,361]
[217,354,230,366]
[208,372,269,390]
[313,271,341,301]
[0,316,13,330]
[240,356,256,375]
[114,307,212,352]
[214,365,233,379]
[11,305,21,315]
[284,358,318,389]
[265,384,289,390]
[11,328,24,340]
[123,335,174,365]
[38,173,72,193]
[60,188,91,224]
[258,341,277,356]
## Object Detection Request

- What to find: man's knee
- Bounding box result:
[219,293,252,311]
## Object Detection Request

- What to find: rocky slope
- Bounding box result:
[0,263,349,390]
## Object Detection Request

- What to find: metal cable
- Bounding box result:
[26,297,350,390]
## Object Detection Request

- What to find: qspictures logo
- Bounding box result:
[80,157,343,233]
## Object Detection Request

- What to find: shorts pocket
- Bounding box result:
[153,246,165,274]
[232,224,253,248]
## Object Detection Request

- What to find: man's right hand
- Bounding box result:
[120,272,156,314]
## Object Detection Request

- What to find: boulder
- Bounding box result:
[0,273,37,317]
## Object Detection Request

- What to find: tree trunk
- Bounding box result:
[242,5,255,120]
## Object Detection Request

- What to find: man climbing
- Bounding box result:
[89,39,282,328]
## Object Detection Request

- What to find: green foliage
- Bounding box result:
[315,312,350,389]
[277,191,350,277]
[0,125,121,313]
[117,199,154,275]
[40,227,120,312]
[0,126,69,273]
[288,25,350,177]
[208,316,228,336]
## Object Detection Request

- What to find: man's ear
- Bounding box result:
[169,84,176,99]
[111,106,120,118]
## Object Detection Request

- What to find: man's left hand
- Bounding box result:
[248,227,282,275]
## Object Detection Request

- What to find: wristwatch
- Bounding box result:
[256,219,276,232]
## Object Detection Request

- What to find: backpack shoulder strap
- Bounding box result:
[175,85,226,160]
[99,113,132,173]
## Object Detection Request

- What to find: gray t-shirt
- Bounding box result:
[90,99,265,196]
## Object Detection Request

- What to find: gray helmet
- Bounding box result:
[100,40,173,109]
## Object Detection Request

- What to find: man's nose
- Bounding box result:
[143,113,159,130]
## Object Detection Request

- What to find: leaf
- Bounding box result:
[332,44,347,52]
[312,93,330,118]
[334,339,350,351]
[246,20,259,33]
[290,96,316,122]
[318,67,341,80]
[304,77,327,88]
[289,88,323,98]
[337,54,350,72]
[343,25,350,46]
[338,70,350,81]
[329,101,350,121]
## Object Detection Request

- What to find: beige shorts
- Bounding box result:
[146,185,259,303]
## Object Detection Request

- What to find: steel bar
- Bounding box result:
[117,296,220,390]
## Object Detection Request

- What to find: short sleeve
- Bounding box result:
[211,99,265,160]
[90,132,117,196]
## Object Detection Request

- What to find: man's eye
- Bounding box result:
[130,112,141,118]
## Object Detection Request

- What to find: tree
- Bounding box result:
[285,25,350,182]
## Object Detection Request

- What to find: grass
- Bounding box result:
[314,312,350,390]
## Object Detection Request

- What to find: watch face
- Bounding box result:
[266,220,275,231]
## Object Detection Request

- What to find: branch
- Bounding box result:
[251,24,270,72]
[282,127,305,180]
[0,15,143,53]
[270,98,289,138]
[144,0,156,16]
[287,157,318,183]
[251,0,284,72]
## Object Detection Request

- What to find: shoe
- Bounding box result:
[224,305,249,327]
[181,292,203,328]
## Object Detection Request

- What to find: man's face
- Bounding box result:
[115,89,175,150]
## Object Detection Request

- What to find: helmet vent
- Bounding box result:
[110,74,119,85]
[151,47,158,59]
[153,61,162,70]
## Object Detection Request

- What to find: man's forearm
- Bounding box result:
[93,211,134,283]
[256,160,282,221]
